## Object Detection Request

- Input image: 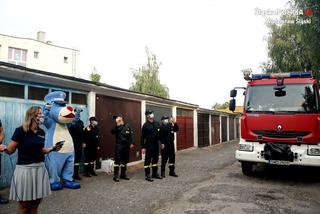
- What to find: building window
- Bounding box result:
[0,82,24,99]
[8,47,27,67]
[28,86,49,101]
[64,56,68,63]
[71,92,87,105]
[34,51,39,59]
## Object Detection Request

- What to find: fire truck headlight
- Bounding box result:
[307,146,320,156]
[239,143,254,152]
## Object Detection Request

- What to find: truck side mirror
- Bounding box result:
[229,99,236,111]
[230,89,237,98]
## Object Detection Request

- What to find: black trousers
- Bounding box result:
[161,143,175,167]
[114,144,130,166]
[144,145,159,176]
[74,143,82,164]
[84,146,97,163]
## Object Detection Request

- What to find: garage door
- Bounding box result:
[197,113,209,147]
[211,115,220,145]
[221,116,228,142]
[95,95,141,165]
[176,108,194,150]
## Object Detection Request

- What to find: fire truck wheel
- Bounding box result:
[241,161,253,175]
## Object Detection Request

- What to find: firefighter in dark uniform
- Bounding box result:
[141,110,162,182]
[83,116,100,177]
[111,115,135,182]
[68,107,84,180]
[160,116,179,178]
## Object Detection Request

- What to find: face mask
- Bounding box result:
[34,117,44,125]
[148,113,154,119]
[38,117,45,124]
[91,121,98,126]
[163,119,169,124]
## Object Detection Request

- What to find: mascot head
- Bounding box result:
[44,91,75,124]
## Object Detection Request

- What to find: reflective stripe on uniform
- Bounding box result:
[168,163,174,166]
[120,164,126,167]
[90,162,95,164]
[84,163,89,165]
[144,165,150,168]
[114,164,120,167]
[74,163,80,166]
[152,164,158,167]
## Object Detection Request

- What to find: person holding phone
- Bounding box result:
[0,106,62,214]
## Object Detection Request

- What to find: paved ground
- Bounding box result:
[1,140,320,214]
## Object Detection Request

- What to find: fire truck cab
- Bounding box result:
[230,72,320,175]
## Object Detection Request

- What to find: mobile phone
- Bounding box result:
[55,140,65,147]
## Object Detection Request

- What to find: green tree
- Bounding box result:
[267,23,312,72]
[89,67,101,83]
[264,0,320,77]
[130,47,169,98]
[212,101,229,110]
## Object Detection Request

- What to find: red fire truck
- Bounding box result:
[229,72,320,175]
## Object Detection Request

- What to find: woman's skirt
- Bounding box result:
[9,162,51,201]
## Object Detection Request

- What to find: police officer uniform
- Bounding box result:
[141,110,162,182]
[83,117,100,177]
[68,109,84,180]
[111,115,134,182]
[160,116,179,178]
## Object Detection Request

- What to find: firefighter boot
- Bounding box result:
[113,165,120,182]
[152,165,162,179]
[90,163,98,176]
[169,164,178,177]
[120,165,130,180]
[73,165,82,180]
[161,165,166,178]
[83,164,91,177]
[145,167,153,182]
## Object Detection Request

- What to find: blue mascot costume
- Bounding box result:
[43,91,81,190]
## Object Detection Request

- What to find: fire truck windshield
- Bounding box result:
[245,84,319,113]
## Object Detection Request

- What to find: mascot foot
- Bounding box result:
[51,182,63,191]
[63,180,81,189]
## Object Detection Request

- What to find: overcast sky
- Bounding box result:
[0,0,290,108]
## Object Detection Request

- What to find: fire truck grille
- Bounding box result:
[252,130,310,139]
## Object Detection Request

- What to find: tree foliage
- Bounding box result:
[212,102,229,110]
[130,47,169,98]
[89,67,101,83]
[264,0,320,78]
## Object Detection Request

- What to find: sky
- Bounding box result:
[0,0,290,108]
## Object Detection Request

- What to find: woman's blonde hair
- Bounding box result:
[22,106,41,132]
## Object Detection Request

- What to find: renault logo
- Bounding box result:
[277,125,283,132]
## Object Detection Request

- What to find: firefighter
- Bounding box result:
[83,116,100,177]
[141,110,162,182]
[68,107,84,180]
[160,116,179,178]
[111,115,135,182]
